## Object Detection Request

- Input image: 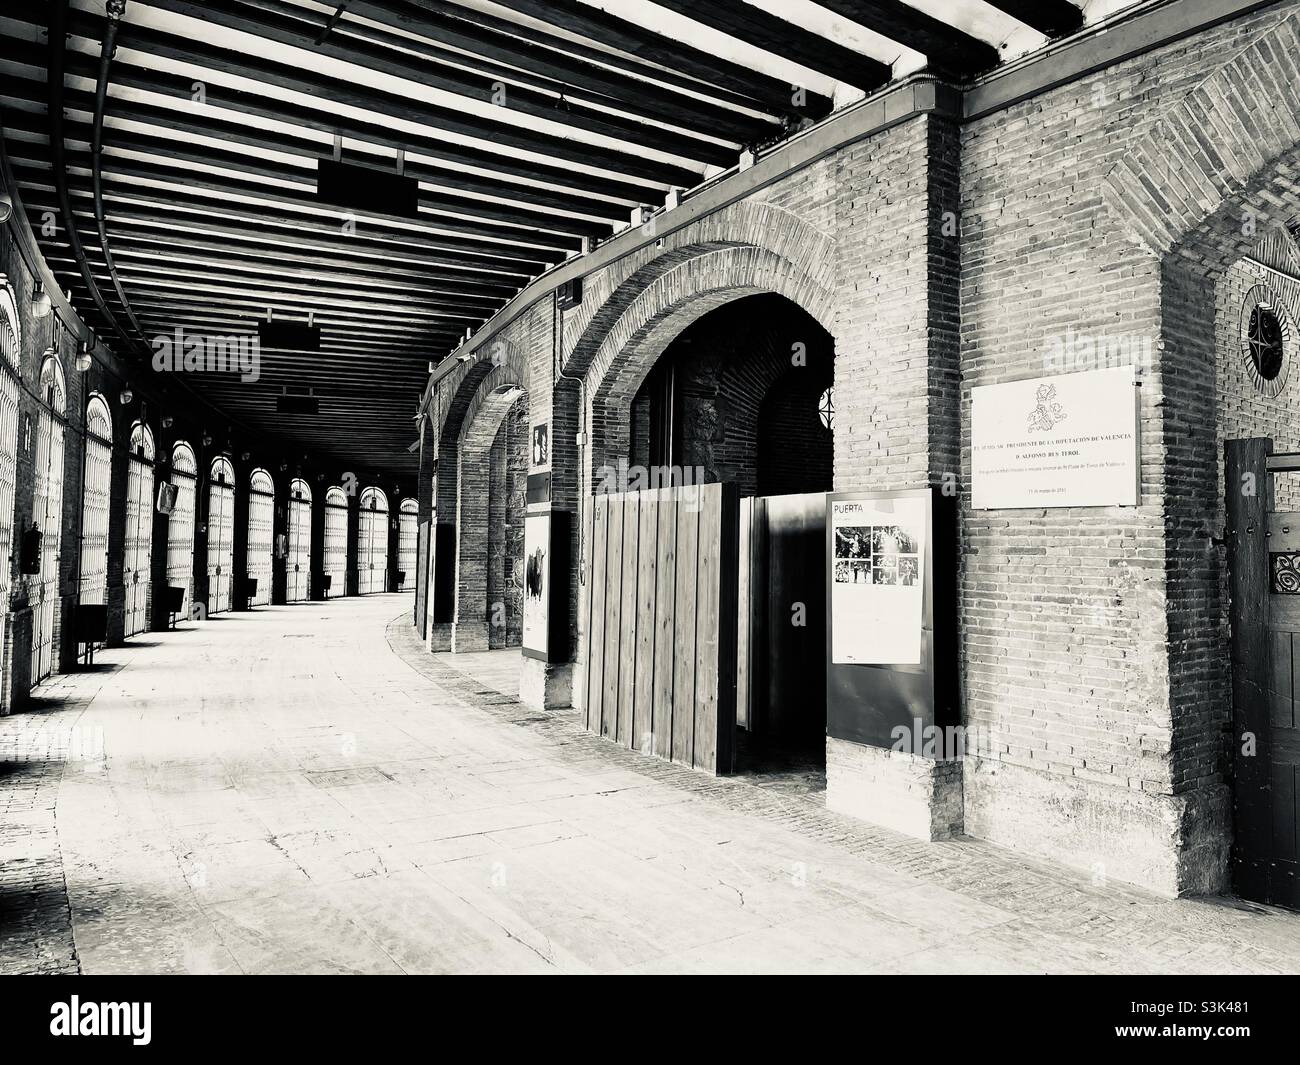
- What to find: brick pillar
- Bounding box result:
[271,467,289,605]
[415,423,433,635]
[345,491,359,597]
[148,433,172,631]
[231,454,250,611]
[104,408,129,647]
[309,475,326,601]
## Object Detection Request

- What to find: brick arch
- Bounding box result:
[434,359,527,524]
[451,384,528,653]
[1101,13,1300,268]
[564,199,837,377]
[582,243,837,494]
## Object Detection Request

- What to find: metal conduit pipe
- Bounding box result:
[47,0,137,351]
[92,0,146,340]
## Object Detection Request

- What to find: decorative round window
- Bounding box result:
[817,387,834,430]
[1240,285,1294,398]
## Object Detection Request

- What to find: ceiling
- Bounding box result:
[0,0,1130,474]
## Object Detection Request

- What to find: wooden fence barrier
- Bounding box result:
[580,482,738,774]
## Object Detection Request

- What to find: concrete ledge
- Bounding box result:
[826,736,964,841]
[520,657,573,711]
[962,755,1231,898]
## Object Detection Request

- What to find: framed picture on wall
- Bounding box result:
[522,512,550,660]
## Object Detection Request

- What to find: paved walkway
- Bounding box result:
[3,593,1300,974]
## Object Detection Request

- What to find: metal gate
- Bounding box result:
[357,486,388,595]
[123,421,155,637]
[286,478,311,603]
[207,456,234,614]
[246,469,274,607]
[0,289,22,678]
[323,486,347,598]
[166,442,198,618]
[31,355,66,685]
[78,395,112,607]
[1228,439,1300,909]
[396,497,418,591]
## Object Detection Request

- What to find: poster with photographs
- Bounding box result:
[830,495,927,665]
[522,512,550,657]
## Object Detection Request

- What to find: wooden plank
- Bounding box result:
[735,496,752,732]
[1226,439,1273,868]
[672,484,701,766]
[1272,630,1295,729]
[616,492,641,746]
[576,497,594,723]
[1272,763,1297,863]
[716,484,740,775]
[585,495,609,734]
[633,488,659,753]
[652,489,678,762]
[600,495,626,739]
[694,484,722,772]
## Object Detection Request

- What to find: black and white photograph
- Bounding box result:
[1,0,1299,1039]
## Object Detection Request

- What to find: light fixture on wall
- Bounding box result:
[31,281,51,318]
[241,450,251,462]
[0,185,13,225]
[75,331,94,372]
[201,431,213,448]
[118,384,134,404]
[161,414,174,429]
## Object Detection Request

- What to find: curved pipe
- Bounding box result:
[48,0,136,351]
[92,0,146,340]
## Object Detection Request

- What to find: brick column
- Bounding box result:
[231,454,250,611]
[104,407,129,646]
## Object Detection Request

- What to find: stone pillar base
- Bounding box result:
[451,621,488,653]
[826,736,964,841]
[520,657,572,710]
[427,622,453,653]
[962,755,1230,898]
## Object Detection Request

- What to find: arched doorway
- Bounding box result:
[123,421,155,637]
[207,455,235,615]
[286,478,312,603]
[396,497,418,593]
[323,486,348,599]
[452,385,528,652]
[166,441,198,618]
[0,287,21,680]
[357,486,388,595]
[31,354,66,685]
[78,394,112,608]
[246,468,274,607]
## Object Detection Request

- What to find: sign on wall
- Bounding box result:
[971,366,1139,510]
[829,495,928,665]
[522,512,551,659]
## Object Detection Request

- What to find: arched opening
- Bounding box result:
[396,497,418,593]
[357,486,388,594]
[0,287,21,684]
[78,394,113,609]
[246,468,275,607]
[207,456,235,615]
[591,290,836,774]
[123,421,155,637]
[166,441,198,618]
[323,486,348,599]
[31,354,66,685]
[286,478,312,603]
[452,385,528,653]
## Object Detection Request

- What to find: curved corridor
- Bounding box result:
[0,595,1297,974]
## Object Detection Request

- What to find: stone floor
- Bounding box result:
[3,592,1300,974]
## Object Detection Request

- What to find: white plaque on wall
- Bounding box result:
[971,366,1139,510]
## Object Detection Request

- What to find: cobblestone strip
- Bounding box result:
[0,670,117,975]
[387,618,1300,974]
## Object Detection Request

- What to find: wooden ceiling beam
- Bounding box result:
[140,0,748,164]
[306,0,779,138]
[647,0,892,92]
[982,0,1084,38]
[810,0,1002,77]
[53,4,711,185]
[482,0,832,119]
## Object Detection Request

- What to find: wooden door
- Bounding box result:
[1227,439,1300,908]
